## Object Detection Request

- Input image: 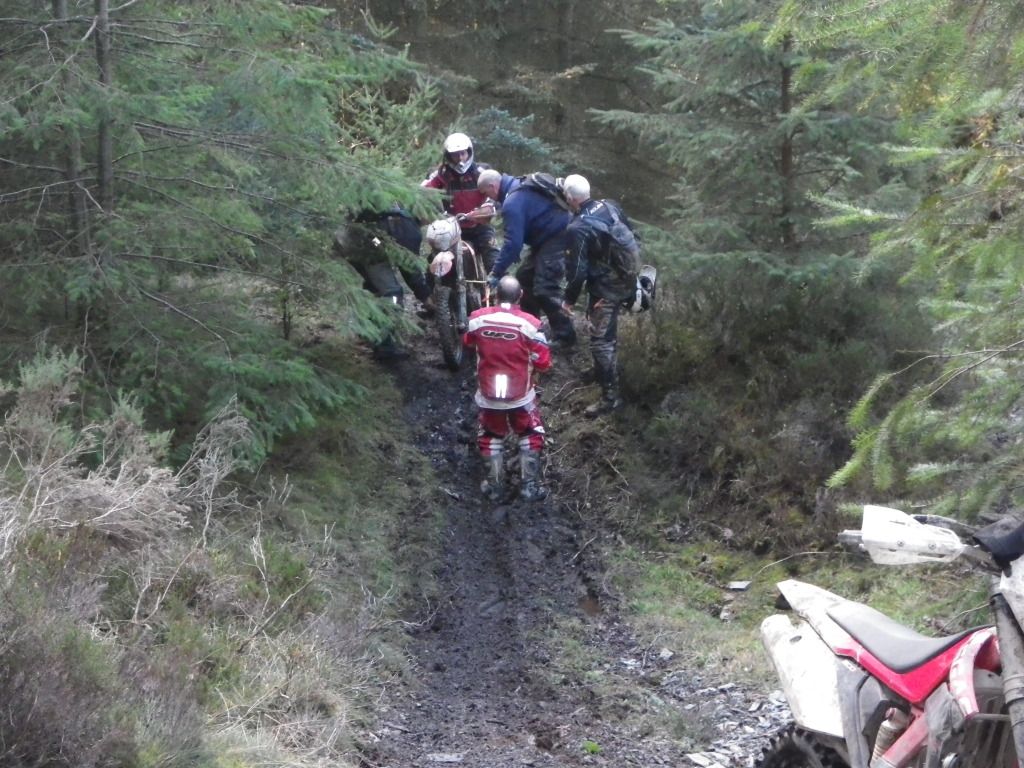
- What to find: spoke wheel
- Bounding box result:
[433,284,463,371]
[467,285,482,314]
[755,725,848,768]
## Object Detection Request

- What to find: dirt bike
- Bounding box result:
[424,214,488,371]
[758,504,1024,768]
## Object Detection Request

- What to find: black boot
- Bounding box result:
[584,391,624,417]
[540,297,576,348]
[585,369,623,416]
[373,335,409,361]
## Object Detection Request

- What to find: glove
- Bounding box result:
[486,273,499,290]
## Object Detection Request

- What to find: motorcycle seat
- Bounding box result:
[827,601,988,672]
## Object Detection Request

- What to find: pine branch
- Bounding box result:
[0,156,66,175]
[136,286,229,348]
[925,339,1024,399]
[113,30,204,48]
[0,177,94,206]
[115,170,331,221]
[116,251,310,289]
[119,177,297,260]
[133,122,269,155]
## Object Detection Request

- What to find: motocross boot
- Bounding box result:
[519,449,548,501]
[584,390,624,417]
[480,453,505,502]
[585,369,624,417]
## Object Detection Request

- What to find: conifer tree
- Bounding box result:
[789,0,1024,516]
[0,0,439,458]
[593,0,888,256]
[585,0,933,531]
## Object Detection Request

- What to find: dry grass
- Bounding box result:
[0,344,432,767]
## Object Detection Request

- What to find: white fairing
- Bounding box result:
[761,613,844,737]
[426,218,461,252]
[860,505,965,564]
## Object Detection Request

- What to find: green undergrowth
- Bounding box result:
[605,536,990,690]
[552,398,989,699]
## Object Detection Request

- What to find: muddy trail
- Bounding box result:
[361,310,791,768]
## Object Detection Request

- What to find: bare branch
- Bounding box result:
[119,176,297,259]
[136,286,231,347]
[116,251,310,289]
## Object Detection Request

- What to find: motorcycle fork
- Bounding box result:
[992,591,1024,763]
[455,241,468,332]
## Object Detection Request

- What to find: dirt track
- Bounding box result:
[361,314,788,768]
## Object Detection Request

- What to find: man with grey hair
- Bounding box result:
[562,173,638,415]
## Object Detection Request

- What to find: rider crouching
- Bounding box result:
[462,276,552,502]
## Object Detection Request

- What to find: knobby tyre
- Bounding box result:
[467,284,482,314]
[755,724,848,768]
[433,284,463,371]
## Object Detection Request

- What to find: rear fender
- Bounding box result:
[761,613,844,737]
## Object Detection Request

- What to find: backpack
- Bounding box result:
[510,172,571,211]
[580,201,641,281]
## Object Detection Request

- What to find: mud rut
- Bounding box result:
[361,314,785,768]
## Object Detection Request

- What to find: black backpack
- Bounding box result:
[509,172,571,211]
[580,201,641,280]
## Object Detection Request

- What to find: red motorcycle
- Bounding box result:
[759,505,1024,767]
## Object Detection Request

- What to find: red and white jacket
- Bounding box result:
[462,303,552,409]
[421,163,491,230]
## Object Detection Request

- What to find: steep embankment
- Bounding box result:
[359,313,790,767]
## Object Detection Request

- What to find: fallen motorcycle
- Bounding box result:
[758,504,1024,767]
[424,214,487,371]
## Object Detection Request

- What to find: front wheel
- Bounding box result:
[433,284,463,371]
[755,725,848,768]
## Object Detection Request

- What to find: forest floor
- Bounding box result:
[357,305,793,768]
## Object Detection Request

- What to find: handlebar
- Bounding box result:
[911,514,979,539]
[838,530,864,552]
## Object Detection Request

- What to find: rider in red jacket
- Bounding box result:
[463,275,552,502]
[421,132,498,272]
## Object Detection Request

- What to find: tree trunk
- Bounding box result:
[779,32,796,251]
[54,0,91,259]
[95,0,114,216]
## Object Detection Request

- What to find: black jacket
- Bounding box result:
[565,198,635,304]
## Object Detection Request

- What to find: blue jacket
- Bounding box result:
[491,174,571,277]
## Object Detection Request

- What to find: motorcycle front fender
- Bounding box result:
[761,613,845,738]
[429,251,455,278]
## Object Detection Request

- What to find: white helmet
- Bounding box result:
[443,132,474,174]
[425,217,461,252]
[624,271,656,314]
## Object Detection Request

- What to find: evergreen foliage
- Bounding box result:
[779,1,1024,517]
[595,0,929,540]
[0,0,439,459]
